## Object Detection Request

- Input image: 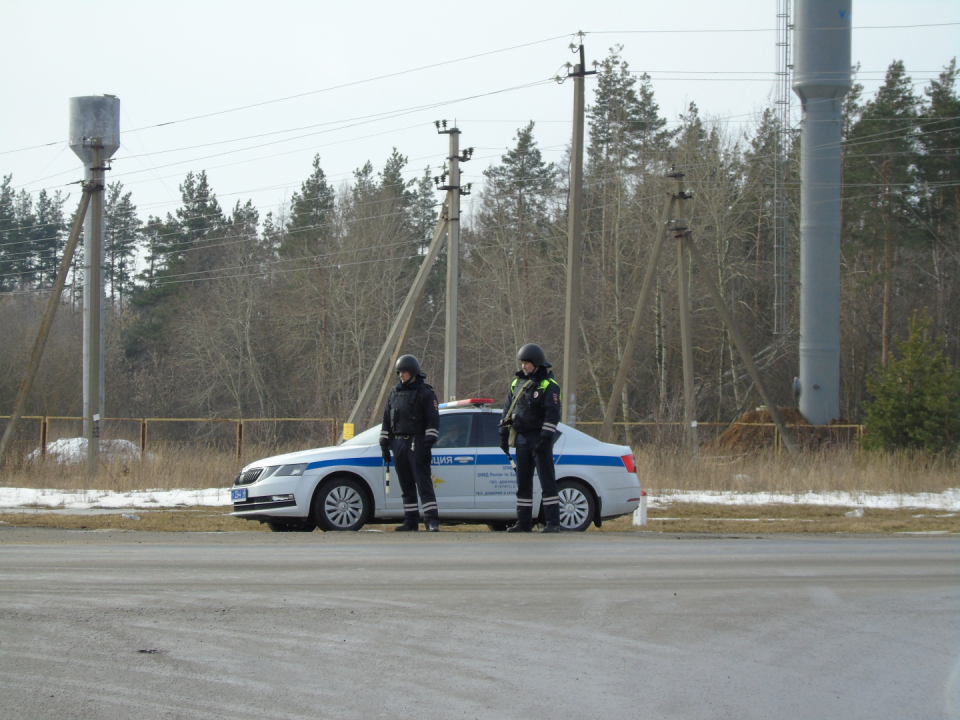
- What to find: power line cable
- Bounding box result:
[0,34,571,156]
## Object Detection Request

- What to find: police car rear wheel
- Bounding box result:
[557,480,594,532]
[314,478,370,532]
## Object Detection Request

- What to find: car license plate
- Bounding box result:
[231,488,247,502]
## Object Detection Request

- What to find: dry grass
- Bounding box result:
[2,445,956,496]
[0,446,282,493]
[2,506,956,534]
[636,446,959,496]
[0,444,957,536]
[597,502,960,534]
[0,508,262,532]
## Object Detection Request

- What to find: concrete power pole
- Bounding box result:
[435,121,472,402]
[561,39,594,427]
[69,96,119,476]
[86,142,104,476]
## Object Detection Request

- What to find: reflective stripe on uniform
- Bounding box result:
[424,429,439,438]
[542,495,559,505]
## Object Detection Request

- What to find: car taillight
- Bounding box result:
[620,453,636,473]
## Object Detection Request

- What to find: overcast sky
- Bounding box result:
[1,0,957,224]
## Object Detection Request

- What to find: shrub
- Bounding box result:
[862,311,960,452]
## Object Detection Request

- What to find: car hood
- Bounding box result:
[242,443,374,472]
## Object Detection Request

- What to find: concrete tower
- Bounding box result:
[792,1,852,424]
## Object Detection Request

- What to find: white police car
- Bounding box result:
[230,399,641,532]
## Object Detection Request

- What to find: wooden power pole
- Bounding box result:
[600,170,799,456]
[0,184,95,468]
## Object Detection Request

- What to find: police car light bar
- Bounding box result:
[438,398,494,409]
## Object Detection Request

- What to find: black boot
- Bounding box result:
[394,519,419,532]
[541,502,562,532]
[506,522,532,533]
[425,519,440,532]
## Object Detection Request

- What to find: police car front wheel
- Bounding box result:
[557,479,595,532]
[313,477,371,532]
[265,519,317,533]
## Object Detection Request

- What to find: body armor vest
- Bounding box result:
[389,388,424,435]
[509,377,560,430]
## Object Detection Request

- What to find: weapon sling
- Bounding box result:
[501,379,534,447]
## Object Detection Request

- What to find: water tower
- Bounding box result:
[69,95,120,469]
[792,1,851,424]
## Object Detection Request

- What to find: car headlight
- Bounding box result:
[275,463,308,477]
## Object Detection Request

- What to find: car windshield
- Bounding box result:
[341,425,381,447]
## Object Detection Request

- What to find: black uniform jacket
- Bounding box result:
[380,375,440,445]
[499,367,561,440]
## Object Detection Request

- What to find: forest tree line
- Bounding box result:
[1,50,957,439]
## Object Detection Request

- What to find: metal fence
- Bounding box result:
[1,415,865,463]
[0,416,338,461]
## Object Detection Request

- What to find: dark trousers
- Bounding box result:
[514,432,560,527]
[391,436,438,523]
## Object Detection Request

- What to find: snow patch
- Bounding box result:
[645,489,960,511]
[27,438,154,463]
[0,487,231,509]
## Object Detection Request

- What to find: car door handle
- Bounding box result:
[453,456,474,463]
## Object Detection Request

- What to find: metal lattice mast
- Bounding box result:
[773,0,792,335]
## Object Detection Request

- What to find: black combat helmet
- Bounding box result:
[395,354,424,377]
[516,343,550,369]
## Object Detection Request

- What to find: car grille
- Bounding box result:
[235,468,264,486]
[233,495,298,512]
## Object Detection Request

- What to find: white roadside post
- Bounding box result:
[633,491,648,526]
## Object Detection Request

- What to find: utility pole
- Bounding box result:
[561,37,595,427]
[0,187,93,468]
[598,169,799,456]
[342,200,449,437]
[600,181,678,443]
[674,184,698,457]
[435,121,472,402]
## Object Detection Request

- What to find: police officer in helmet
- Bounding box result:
[380,355,441,531]
[499,343,563,533]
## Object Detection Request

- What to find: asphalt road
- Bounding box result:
[1,528,957,720]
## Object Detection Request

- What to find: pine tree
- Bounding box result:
[129,171,224,356]
[843,60,922,365]
[917,59,960,341]
[862,311,960,452]
[481,121,557,254]
[175,170,223,246]
[104,182,141,306]
[284,154,335,256]
[409,166,438,252]
[587,46,670,175]
[0,175,18,291]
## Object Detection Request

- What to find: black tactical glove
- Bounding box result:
[534,434,552,454]
[420,438,434,463]
[380,440,391,464]
[499,433,510,455]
